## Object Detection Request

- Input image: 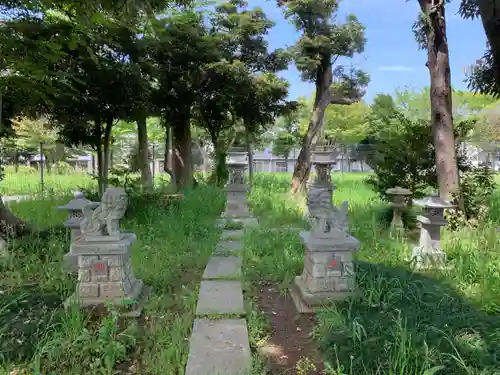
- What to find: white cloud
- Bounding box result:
[379,65,414,72]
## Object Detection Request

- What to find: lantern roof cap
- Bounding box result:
[386,186,412,195]
[57,191,98,211]
[413,195,454,208]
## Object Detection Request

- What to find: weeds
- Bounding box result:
[245,173,500,375]
[0,185,224,374]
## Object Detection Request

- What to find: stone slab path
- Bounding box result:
[220,229,245,240]
[185,212,257,375]
[185,319,251,375]
[215,240,244,254]
[196,280,245,316]
[203,256,241,279]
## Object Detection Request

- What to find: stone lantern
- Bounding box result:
[224,149,250,218]
[290,148,358,313]
[57,191,99,271]
[386,186,412,230]
[411,195,454,269]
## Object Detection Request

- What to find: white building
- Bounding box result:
[252,147,373,173]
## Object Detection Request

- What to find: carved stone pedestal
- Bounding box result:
[224,184,251,218]
[224,159,251,218]
[65,233,149,317]
[290,230,360,313]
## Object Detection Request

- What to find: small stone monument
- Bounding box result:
[290,148,359,313]
[386,186,412,231]
[411,195,454,269]
[57,191,99,271]
[224,150,251,218]
[65,187,149,317]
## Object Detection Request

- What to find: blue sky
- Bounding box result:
[253,0,487,103]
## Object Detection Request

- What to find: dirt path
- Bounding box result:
[256,281,324,375]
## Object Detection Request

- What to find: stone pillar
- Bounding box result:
[224,151,251,218]
[386,186,412,231]
[411,195,454,269]
[290,149,359,313]
[57,191,99,272]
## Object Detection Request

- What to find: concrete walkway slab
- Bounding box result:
[220,229,245,240]
[185,319,252,375]
[233,217,259,228]
[196,280,245,316]
[215,240,244,254]
[203,256,241,280]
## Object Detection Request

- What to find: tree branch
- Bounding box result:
[330,96,358,105]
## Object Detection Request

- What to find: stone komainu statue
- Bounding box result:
[307,184,348,234]
[80,187,128,238]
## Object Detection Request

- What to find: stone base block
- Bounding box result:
[412,245,447,269]
[63,252,78,273]
[65,282,151,318]
[289,276,358,313]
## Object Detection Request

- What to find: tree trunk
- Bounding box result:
[290,59,333,194]
[163,124,176,190]
[137,116,153,191]
[245,130,254,188]
[419,0,460,201]
[477,0,500,93]
[102,118,113,193]
[0,197,30,238]
[96,143,104,195]
[172,118,193,189]
[94,120,104,195]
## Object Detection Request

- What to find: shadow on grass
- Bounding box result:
[0,285,64,363]
[317,261,500,374]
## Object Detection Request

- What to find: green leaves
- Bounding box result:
[280,0,366,82]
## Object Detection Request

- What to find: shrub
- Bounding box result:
[55,161,73,175]
[364,111,471,201]
[446,164,497,230]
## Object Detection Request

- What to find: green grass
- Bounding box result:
[0,184,224,374]
[4,171,500,375]
[0,165,172,196]
[244,172,500,375]
[1,167,96,196]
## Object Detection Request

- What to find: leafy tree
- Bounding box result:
[459,0,500,97]
[277,0,369,193]
[472,104,500,152]
[234,73,292,186]
[189,1,291,186]
[320,101,371,145]
[0,0,190,239]
[10,117,68,170]
[394,86,498,121]
[365,106,472,201]
[272,106,303,164]
[51,22,151,193]
[151,9,220,189]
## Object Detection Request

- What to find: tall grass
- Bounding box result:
[0,185,224,374]
[246,172,500,375]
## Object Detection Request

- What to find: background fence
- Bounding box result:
[3,140,497,197]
